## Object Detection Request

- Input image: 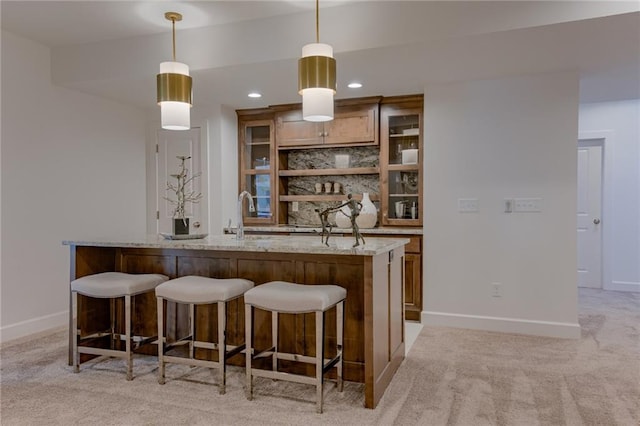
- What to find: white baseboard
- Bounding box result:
[606,280,640,293]
[0,310,68,344]
[422,311,581,339]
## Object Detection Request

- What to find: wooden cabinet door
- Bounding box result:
[276,103,378,148]
[404,253,422,321]
[369,234,422,322]
[238,117,278,225]
[323,106,377,146]
[380,96,424,227]
[275,110,323,148]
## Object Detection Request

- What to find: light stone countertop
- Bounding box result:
[63,234,409,256]
[235,226,423,235]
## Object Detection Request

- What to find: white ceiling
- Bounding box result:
[2,1,639,111]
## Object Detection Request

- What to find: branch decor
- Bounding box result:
[164,155,202,233]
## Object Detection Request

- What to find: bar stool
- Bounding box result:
[244,281,346,413]
[71,272,168,380]
[155,275,254,394]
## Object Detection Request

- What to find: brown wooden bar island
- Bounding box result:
[64,234,408,408]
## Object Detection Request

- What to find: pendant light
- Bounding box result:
[157,12,192,130]
[298,0,336,122]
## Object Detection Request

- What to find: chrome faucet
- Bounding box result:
[236,191,255,240]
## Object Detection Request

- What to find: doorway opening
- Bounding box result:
[577,139,603,288]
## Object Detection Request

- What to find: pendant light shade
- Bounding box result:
[298,1,336,122]
[157,12,192,130]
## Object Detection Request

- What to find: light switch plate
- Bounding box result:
[513,198,542,212]
[504,199,513,213]
[458,198,479,213]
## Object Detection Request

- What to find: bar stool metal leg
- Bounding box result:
[218,300,226,395]
[245,304,253,400]
[110,298,116,350]
[72,291,79,373]
[189,303,195,359]
[125,294,133,381]
[272,311,278,373]
[316,310,325,414]
[157,296,165,384]
[337,300,344,392]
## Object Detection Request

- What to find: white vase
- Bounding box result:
[334,193,378,229]
[335,203,352,228]
[356,193,377,228]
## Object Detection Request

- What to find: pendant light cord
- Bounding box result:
[315,0,319,43]
[171,16,177,61]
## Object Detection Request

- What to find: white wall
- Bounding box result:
[1,31,148,342]
[579,99,640,292]
[195,105,238,235]
[423,71,581,338]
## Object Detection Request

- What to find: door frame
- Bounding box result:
[578,130,613,291]
[146,119,209,236]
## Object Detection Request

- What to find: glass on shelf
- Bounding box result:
[388,114,419,165]
[245,125,271,169]
[390,199,419,219]
[389,114,420,136]
[389,170,418,194]
[244,175,271,218]
[254,157,269,169]
[387,170,419,220]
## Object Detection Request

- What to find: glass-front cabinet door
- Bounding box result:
[239,118,276,225]
[380,102,423,226]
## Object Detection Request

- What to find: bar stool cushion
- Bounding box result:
[71,272,168,298]
[244,281,346,313]
[156,276,254,304]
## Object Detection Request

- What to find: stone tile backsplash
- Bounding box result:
[287,147,381,226]
[287,146,379,170]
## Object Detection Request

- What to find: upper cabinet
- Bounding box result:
[237,94,422,227]
[237,110,278,225]
[275,98,380,149]
[380,95,423,226]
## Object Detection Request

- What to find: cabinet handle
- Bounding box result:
[318,132,323,137]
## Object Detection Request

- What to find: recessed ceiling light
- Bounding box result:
[248,92,262,98]
[347,82,363,89]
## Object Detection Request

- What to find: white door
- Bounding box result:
[156,128,205,234]
[577,142,603,288]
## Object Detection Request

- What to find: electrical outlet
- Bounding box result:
[292,201,299,212]
[491,282,502,297]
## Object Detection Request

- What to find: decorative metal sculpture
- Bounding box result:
[315,193,365,247]
[315,208,333,246]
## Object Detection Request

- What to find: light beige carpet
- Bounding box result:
[1,288,638,425]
